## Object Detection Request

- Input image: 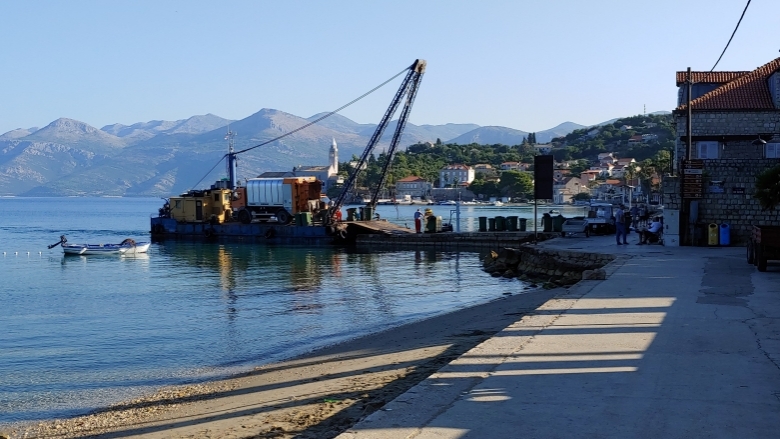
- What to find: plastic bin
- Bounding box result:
[296,212,312,226]
[488,217,497,232]
[478,216,487,232]
[519,218,528,232]
[363,206,374,222]
[708,223,719,246]
[506,216,518,231]
[552,215,566,232]
[719,223,730,246]
[495,216,506,231]
[542,214,552,232]
[346,208,357,221]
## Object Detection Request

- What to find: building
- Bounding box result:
[553,176,585,204]
[500,162,526,171]
[473,163,497,177]
[580,170,601,183]
[395,176,432,199]
[439,164,475,188]
[665,57,780,244]
[534,143,553,155]
[293,138,342,191]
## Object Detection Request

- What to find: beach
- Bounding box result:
[10,287,558,439]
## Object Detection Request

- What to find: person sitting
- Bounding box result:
[638,217,662,245]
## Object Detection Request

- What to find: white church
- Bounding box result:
[292,138,342,191]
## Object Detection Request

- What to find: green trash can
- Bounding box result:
[346,208,357,221]
[519,218,527,231]
[426,215,437,233]
[488,217,497,232]
[478,216,488,232]
[297,212,312,226]
[506,216,518,231]
[363,206,374,222]
[495,216,506,231]
[542,214,552,232]
[552,215,566,232]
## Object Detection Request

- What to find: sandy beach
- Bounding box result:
[9,287,557,439]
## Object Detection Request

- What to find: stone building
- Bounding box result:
[665,57,780,245]
[438,164,474,188]
[395,176,432,199]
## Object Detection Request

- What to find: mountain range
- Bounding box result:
[0,108,650,197]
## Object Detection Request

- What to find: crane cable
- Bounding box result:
[189,64,411,190]
[236,65,411,155]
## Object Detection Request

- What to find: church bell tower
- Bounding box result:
[329,138,338,176]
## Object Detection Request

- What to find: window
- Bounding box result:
[695,141,719,159]
[766,143,780,158]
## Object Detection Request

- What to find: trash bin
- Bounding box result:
[719,223,731,246]
[346,208,357,221]
[297,212,312,226]
[488,217,497,232]
[506,216,518,231]
[552,215,566,232]
[542,214,552,232]
[495,216,506,231]
[363,206,374,222]
[708,223,719,246]
[426,215,441,233]
[519,218,528,232]
[478,216,487,232]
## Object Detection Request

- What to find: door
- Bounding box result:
[196,200,203,221]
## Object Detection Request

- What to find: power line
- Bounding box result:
[695,0,752,84]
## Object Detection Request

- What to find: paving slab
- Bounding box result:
[337,237,780,438]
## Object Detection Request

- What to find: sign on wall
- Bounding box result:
[682,159,704,199]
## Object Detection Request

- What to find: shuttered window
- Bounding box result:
[695,141,719,159]
[766,143,780,158]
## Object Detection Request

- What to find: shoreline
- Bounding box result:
[8,287,559,439]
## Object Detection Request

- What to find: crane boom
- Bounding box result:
[328,59,426,224]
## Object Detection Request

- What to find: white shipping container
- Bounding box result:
[245,179,293,210]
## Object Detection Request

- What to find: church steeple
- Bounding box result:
[329,138,338,176]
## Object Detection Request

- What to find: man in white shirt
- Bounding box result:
[638,217,663,244]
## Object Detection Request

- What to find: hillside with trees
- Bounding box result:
[330,113,675,201]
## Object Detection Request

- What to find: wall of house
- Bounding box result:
[663,159,780,245]
[674,111,780,169]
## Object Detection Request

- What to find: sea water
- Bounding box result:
[0,197,567,425]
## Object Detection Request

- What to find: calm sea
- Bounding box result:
[0,198,583,425]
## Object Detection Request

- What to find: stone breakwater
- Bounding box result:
[483,246,615,287]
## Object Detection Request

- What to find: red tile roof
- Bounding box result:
[677,57,780,111]
[397,176,426,182]
[675,71,749,86]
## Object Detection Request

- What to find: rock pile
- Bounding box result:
[483,245,614,287]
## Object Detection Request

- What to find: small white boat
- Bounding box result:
[49,236,150,255]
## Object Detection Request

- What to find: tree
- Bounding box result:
[755,165,780,210]
[498,171,533,198]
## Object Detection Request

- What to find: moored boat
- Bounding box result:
[48,236,150,255]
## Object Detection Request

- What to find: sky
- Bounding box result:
[1,0,779,135]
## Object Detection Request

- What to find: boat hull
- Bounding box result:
[62,243,151,255]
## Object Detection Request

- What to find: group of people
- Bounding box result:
[614,204,662,245]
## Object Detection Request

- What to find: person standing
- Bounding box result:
[614,204,628,245]
[629,205,639,230]
[414,208,423,233]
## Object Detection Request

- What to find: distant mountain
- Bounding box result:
[24,118,126,154]
[100,114,234,144]
[0,127,39,140]
[0,108,610,196]
[446,126,529,145]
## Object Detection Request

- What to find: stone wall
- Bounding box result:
[483,246,615,286]
[662,160,780,245]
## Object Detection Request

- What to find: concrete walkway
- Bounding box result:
[337,235,780,438]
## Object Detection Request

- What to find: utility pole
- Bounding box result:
[686,67,692,160]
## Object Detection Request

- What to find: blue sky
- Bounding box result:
[1,0,778,135]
